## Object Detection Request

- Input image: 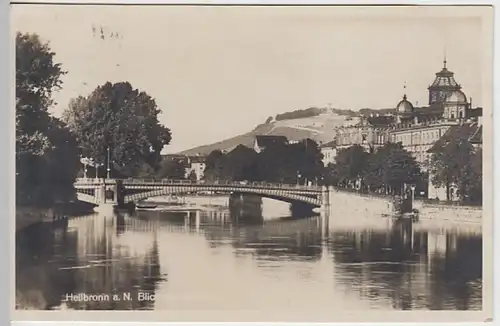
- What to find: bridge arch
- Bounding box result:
[124,186,322,207]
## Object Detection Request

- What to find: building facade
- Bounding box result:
[184,155,206,180]
[320,140,337,166]
[333,59,483,199]
[162,154,206,181]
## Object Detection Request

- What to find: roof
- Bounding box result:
[162,154,186,160]
[188,156,206,163]
[396,95,414,113]
[428,61,462,90]
[320,140,337,148]
[254,135,288,147]
[162,153,206,163]
[366,115,395,126]
[427,122,482,153]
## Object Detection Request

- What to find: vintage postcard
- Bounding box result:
[12,4,493,322]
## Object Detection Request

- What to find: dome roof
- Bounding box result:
[396,95,414,113]
[445,90,467,103]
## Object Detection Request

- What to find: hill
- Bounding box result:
[177,107,394,156]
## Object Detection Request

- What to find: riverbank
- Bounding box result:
[332,188,482,222]
[16,202,95,232]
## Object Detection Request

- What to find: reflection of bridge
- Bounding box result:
[74,178,334,210]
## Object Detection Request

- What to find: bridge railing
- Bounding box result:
[74,178,322,191]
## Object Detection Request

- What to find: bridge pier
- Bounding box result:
[195,210,200,233]
[94,203,115,216]
[321,186,330,213]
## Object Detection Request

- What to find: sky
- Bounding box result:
[11,5,492,153]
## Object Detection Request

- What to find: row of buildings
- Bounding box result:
[320,59,483,200]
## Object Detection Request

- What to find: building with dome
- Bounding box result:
[333,59,483,198]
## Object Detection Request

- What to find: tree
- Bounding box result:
[327,144,369,188]
[429,138,480,202]
[16,32,79,207]
[223,145,259,181]
[156,159,186,179]
[202,140,323,184]
[203,150,226,181]
[256,141,297,183]
[62,82,172,177]
[364,142,421,195]
[290,139,324,185]
[16,33,66,136]
[467,148,482,204]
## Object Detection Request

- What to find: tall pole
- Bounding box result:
[107,147,111,179]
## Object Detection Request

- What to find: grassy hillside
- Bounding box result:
[178,106,393,156]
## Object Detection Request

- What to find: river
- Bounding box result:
[15,198,482,313]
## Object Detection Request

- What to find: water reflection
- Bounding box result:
[16,203,482,312]
[16,214,165,310]
[330,217,482,310]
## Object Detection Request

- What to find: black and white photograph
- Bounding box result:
[12,4,493,322]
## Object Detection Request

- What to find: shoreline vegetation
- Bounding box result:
[16,202,95,232]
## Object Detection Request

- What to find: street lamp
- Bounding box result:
[80,157,91,179]
[410,184,416,203]
[95,162,103,181]
[106,146,111,179]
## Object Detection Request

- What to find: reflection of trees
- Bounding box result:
[16,220,78,310]
[64,215,163,310]
[330,219,482,310]
[16,214,164,310]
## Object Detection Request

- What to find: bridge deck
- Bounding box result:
[75,178,322,191]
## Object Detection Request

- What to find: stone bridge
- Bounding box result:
[73,178,335,210]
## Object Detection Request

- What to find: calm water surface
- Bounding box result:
[16,201,482,312]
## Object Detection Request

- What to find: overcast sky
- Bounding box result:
[11,5,492,153]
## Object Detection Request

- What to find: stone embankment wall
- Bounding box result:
[414,201,482,223]
[329,190,393,217]
[330,189,482,222]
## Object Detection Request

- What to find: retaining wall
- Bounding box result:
[414,201,482,223]
[329,190,393,217]
[330,190,483,222]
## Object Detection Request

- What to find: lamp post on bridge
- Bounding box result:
[95,162,103,181]
[80,157,91,179]
[106,146,111,179]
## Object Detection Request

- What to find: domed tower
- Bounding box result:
[395,88,414,124]
[443,89,468,120]
[396,94,414,114]
[428,58,462,105]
